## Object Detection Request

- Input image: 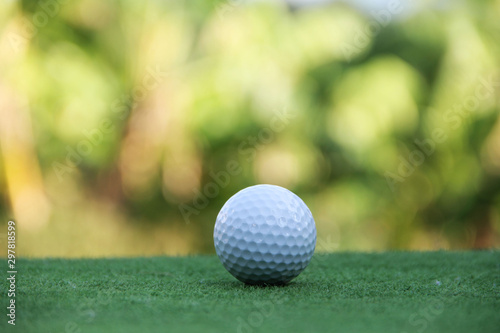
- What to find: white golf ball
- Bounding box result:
[214,184,316,285]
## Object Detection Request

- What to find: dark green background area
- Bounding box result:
[3,251,499,333]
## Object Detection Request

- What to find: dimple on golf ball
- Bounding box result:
[213,184,316,285]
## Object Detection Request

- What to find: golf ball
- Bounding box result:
[214,184,316,285]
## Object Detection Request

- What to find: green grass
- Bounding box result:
[3,251,499,333]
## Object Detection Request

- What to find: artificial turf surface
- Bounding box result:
[2,251,499,333]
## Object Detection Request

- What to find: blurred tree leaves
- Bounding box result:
[0,0,499,256]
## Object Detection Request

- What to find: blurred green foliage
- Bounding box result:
[0,0,499,256]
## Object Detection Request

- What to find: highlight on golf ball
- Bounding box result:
[213,184,317,285]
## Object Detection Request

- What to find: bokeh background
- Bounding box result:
[0,0,499,257]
